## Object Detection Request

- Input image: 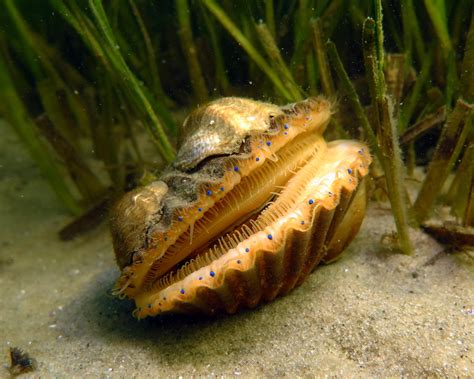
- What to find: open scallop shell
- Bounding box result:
[109,97,371,317]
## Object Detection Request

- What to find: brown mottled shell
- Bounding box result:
[109,97,371,317]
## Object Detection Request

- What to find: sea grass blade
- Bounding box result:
[461,9,474,103]
[35,79,78,144]
[326,41,381,159]
[398,48,433,132]
[0,53,81,215]
[446,142,473,225]
[264,0,276,40]
[5,0,84,144]
[464,169,474,227]
[453,1,473,51]
[362,18,381,114]
[290,0,311,78]
[309,18,346,139]
[35,115,106,203]
[3,2,107,207]
[201,0,294,101]
[196,2,230,93]
[423,0,452,56]
[255,22,303,101]
[377,96,414,254]
[4,0,42,77]
[401,0,425,64]
[320,0,346,38]
[422,223,474,247]
[424,0,458,108]
[382,0,402,51]
[93,76,127,190]
[384,54,405,118]
[59,197,111,241]
[89,0,175,162]
[306,51,318,95]
[364,9,413,254]
[400,106,446,145]
[176,0,208,103]
[374,0,384,69]
[53,0,176,163]
[310,18,335,98]
[414,100,473,223]
[128,0,174,107]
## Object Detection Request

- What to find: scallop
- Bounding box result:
[109,97,371,317]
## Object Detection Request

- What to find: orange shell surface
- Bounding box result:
[109,97,371,318]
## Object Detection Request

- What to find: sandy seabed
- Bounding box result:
[0,122,472,378]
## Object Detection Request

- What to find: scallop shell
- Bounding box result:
[109,97,371,317]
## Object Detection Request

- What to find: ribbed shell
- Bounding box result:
[110,96,371,318]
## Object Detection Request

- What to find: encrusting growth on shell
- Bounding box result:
[109,97,371,317]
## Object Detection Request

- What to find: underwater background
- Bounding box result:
[0,1,473,376]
